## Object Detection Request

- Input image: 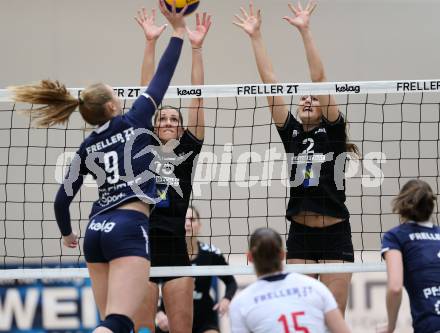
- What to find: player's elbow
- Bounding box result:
[387,283,403,295]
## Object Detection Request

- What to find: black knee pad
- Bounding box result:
[100,313,134,333]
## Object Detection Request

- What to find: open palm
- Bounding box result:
[233,0,262,37]
[187,12,212,48]
[135,8,167,41]
[283,1,317,31]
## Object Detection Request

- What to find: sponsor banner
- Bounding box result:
[0,266,98,332]
[1,80,440,101]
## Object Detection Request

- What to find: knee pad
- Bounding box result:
[99,313,134,333]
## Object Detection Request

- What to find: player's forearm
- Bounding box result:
[187,47,205,139]
[146,36,184,106]
[140,40,157,86]
[299,28,326,82]
[386,288,402,332]
[250,32,278,84]
[191,47,204,86]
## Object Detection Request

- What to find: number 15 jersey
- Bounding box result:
[229,272,337,333]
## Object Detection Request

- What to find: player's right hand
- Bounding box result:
[62,232,78,248]
[159,0,187,36]
[135,8,167,41]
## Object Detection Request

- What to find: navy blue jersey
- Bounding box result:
[382,222,440,333]
[277,112,349,219]
[74,95,159,219]
[54,36,184,236]
[150,130,203,234]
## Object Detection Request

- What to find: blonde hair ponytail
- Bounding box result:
[9,80,79,127]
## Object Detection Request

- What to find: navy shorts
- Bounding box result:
[287,219,354,262]
[84,209,150,263]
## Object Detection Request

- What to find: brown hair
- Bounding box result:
[153,105,184,127]
[392,179,436,222]
[9,80,113,127]
[249,228,283,275]
[187,205,201,221]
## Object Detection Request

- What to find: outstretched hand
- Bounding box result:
[135,8,167,41]
[187,12,212,48]
[158,0,187,34]
[283,1,317,31]
[233,0,262,38]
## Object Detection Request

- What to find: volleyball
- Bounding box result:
[164,0,200,15]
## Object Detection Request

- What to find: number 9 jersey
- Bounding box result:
[229,272,337,333]
[69,93,160,219]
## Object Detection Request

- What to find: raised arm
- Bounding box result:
[127,0,186,127]
[186,12,211,140]
[283,1,339,122]
[135,7,167,86]
[234,1,289,127]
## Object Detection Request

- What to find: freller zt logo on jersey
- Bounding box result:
[176,88,202,97]
[335,84,360,94]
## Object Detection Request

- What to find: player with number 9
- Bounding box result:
[8,2,187,332]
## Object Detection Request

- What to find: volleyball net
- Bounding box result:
[1,79,439,279]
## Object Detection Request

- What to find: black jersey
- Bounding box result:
[192,242,237,309]
[277,112,349,219]
[150,130,203,234]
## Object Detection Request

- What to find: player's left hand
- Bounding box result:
[187,12,212,49]
[62,232,78,249]
[283,1,317,31]
[213,298,230,316]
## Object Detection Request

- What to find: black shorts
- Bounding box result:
[193,311,219,333]
[149,228,190,284]
[84,209,150,263]
[287,219,354,262]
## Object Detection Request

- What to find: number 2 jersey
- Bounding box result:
[276,112,349,219]
[382,222,440,333]
[229,272,337,333]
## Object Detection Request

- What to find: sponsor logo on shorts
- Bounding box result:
[88,220,116,233]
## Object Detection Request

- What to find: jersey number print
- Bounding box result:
[103,151,120,184]
[278,311,310,333]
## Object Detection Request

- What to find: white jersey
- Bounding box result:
[229,272,337,333]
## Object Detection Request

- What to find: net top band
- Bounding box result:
[1,79,440,101]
